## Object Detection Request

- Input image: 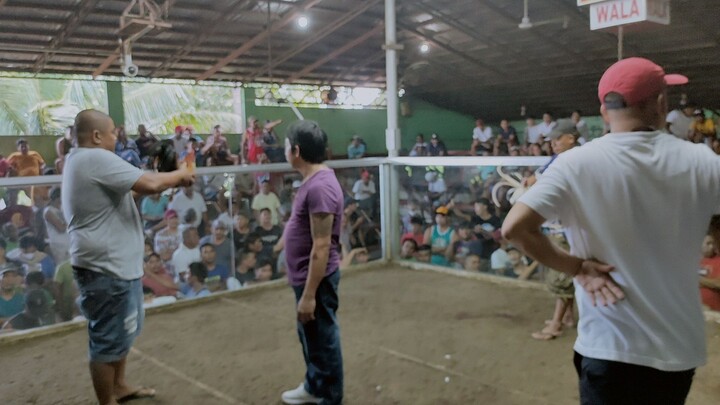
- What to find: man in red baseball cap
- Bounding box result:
[503,57,718,404]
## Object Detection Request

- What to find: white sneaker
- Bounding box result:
[281,383,322,404]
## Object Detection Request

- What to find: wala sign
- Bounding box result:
[590,0,670,30]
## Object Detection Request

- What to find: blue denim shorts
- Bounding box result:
[74,268,144,363]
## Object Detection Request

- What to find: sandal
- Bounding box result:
[118,387,156,403]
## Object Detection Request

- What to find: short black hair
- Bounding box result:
[144,252,160,262]
[25,271,45,286]
[237,249,255,261]
[189,262,208,283]
[256,259,273,269]
[259,207,271,215]
[19,235,38,250]
[200,243,215,251]
[410,216,424,226]
[285,120,328,164]
[246,233,262,245]
[573,109,583,115]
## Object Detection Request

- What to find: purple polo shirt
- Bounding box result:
[284,169,343,286]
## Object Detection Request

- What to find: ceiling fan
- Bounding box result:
[518,0,569,30]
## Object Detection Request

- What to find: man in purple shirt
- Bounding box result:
[281,120,344,405]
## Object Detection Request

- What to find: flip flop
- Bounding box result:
[531,331,559,340]
[118,387,156,403]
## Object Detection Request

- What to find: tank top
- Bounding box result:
[430,225,452,265]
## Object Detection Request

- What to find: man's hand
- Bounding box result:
[176,166,195,187]
[297,295,316,324]
[575,259,625,306]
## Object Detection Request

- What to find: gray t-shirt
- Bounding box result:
[62,147,144,280]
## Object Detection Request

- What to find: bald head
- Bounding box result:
[74,109,116,149]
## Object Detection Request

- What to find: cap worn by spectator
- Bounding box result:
[431,133,439,140]
[0,263,21,276]
[546,119,579,140]
[435,206,449,216]
[164,209,178,220]
[174,125,184,133]
[598,57,688,109]
[694,109,704,117]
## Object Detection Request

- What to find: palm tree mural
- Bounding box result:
[0,78,107,135]
[122,83,242,135]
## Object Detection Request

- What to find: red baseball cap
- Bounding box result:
[598,57,688,109]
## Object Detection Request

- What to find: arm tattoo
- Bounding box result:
[311,213,334,239]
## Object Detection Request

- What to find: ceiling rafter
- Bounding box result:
[196,0,324,81]
[243,0,382,82]
[398,22,506,79]
[284,23,384,84]
[151,0,256,77]
[32,0,100,72]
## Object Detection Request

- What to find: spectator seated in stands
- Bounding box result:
[470,119,494,156]
[536,112,557,142]
[251,179,282,226]
[469,198,502,273]
[171,227,201,282]
[665,102,695,139]
[232,213,252,251]
[425,171,447,208]
[7,235,55,280]
[7,138,45,177]
[347,135,366,159]
[409,134,428,157]
[0,264,24,325]
[340,198,362,254]
[415,244,432,263]
[201,125,230,164]
[464,253,481,272]
[227,250,257,290]
[170,125,188,157]
[43,187,69,264]
[427,133,448,156]
[340,247,369,267]
[402,215,425,246]
[504,247,538,280]
[142,253,179,298]
[490,234,512,275]
[254,208,283,270]
[135,124,158,161]
[0,189,35,234]
[181,262,210,299]
[141,192,169,234]
[423,206,455,266]
[200,243,229,292]
[253,259,274,283]
[524,117,542,146]
[199,219,232,270]
[352,170,376,217]
[690,109,716,146]
[699,234,720,311]
[571,110,590,145]
[114,126,142,168]
[1,289,54,331]
[154,209,182,260]
[448,222,483,270]
[24,271,54,313]
[168,186,208,231]
[400,237,417,260]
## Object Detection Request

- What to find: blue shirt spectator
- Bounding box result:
[347,136,366,159]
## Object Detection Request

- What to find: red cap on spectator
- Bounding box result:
[175,125,184,133]
[164,209,178,219]
[598,57,687,109]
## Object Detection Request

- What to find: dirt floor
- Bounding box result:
[1,265,719,405]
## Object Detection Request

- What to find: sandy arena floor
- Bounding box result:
[1,265,719,405]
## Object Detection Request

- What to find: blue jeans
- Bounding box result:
[574,351,695,405]
[292,271,343,405]
[74,268,144,363]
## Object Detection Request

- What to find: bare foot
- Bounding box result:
[115,386,156,403]
[532,322,563,341]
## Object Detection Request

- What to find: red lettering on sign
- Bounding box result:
[595,0,641,24]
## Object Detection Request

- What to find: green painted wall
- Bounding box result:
[106,81,125,128]
[398,98,477,151]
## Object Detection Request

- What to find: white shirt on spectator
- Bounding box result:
[536,121,557,140]
[251,192,281,225]
[352,180,375,201]
[666,109,693,139]
[427,178,446,194]
[576,120,589,145]
[519,130,719,371]
[171,244,201,282]
[525,125,543,144]
[472,127,493,142]
[490,247,510,270]
[168,191,206,228]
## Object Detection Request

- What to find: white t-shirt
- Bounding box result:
[666,109,693,139]
[472,126,493,142]
[490,248,510,270]
[525,125,543,144]
[168,191,207,227]
[352,180,376,201]
[536,121,557,140]
[427,178,446,194]
[171,244,201,281]
[519,131,720,371]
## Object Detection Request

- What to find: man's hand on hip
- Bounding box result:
[575,259,625,306]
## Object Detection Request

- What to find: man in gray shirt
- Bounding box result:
[63,109,194,405]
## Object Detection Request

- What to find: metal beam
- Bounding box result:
[284,23,383,83]
[398,22,506,78]
[151,0,256,76]
[196,0,324,81]
[92,49,120,78]
[33,0,100,72]
[244,0,382,82]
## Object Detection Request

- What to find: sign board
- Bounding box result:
[577,0,607,5]
[590,0,670,30]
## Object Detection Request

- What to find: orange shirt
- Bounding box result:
[7,151,44,176]
[700,256,720,311]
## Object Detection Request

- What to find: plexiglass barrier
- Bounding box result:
[0,159,384,334]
